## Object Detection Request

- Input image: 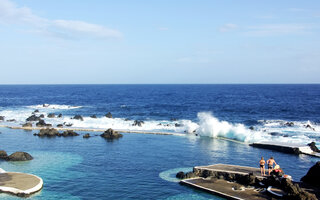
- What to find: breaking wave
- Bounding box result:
[0,105,319,145]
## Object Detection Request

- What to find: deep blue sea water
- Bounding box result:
[0,84,319,199]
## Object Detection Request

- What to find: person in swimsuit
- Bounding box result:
[267,156,277,175]
[259,157,266,176]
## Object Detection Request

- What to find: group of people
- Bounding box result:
[259,156,277,176]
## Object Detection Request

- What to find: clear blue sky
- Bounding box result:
[0,0,319,84]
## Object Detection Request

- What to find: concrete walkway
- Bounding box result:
[0,170,43,196]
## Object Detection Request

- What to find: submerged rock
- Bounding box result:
[83,133,91,138]
[57,114,62,118]
[7,152,33,161]
[105,112,112,118]
[301,161,320,187]
[90,115,97,118]
[305,124,315,131]
[0,150,8,159]
[100,128,123,139]
[72,115,83,121]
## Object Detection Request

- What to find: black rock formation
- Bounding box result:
[100,128,123,139]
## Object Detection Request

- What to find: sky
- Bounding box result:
[0,0,319,84]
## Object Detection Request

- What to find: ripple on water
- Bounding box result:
[159,167,193,182]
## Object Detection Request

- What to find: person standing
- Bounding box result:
[267,156,277,175]
[259,157,266,176]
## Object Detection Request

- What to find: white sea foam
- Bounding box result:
[196,112,268,143]
[0,106,319,145]
[27,104,82,110]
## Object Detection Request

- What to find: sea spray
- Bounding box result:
[196,112,267,143]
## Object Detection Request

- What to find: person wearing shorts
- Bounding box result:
[259,157,266,176]
[267,156,277,175]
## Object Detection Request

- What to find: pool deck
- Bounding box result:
[0,170,43,196]
[181,164,270,200]
[181,178,272,200]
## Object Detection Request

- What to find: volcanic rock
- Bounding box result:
[307,142,320,153]
[105,112,112,118]
[132,120,144,127]
[26,115,41,122]
[62,130,79,137]
[100,128,123,139]
[0,150,8,159]
[36,119,46,127]
[22,122,32,127]
[7,152,33,161]
[301,161,320,187]
[47,113,55,118]
[72,115,83,121]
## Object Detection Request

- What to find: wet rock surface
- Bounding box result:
[100,128,123,139]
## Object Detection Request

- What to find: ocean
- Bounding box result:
[0,84,319,199]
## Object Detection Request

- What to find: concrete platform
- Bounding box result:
[250,141,320,157]
[181,178,272,200]
[194,164,264,178]
[0,170,43,196]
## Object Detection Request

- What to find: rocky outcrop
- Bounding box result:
[301,161,320,187]
[7,152,33,161]
[64,122,73,127]
[26,115,41,122]
[22,122,32,127]
[105,112,112,118]
[90,115,97,118]
[284,122,294,127]
[62,130,79,137]
[57,114,62,118]
[72,115,83,121]
[132,120,144,127]
[282,178,317,200]
[307,142,320,153]
[34,128,79,137]
[47,113,55,118]
[100,128,123,139]
[34,128,60,137]
[36,120,46,127]
[0,116,4,121]
[34,109,39,113]
[176,171,196,179]
[83,133,90,138]
[0,150,8,159]
[39,114,45,118]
